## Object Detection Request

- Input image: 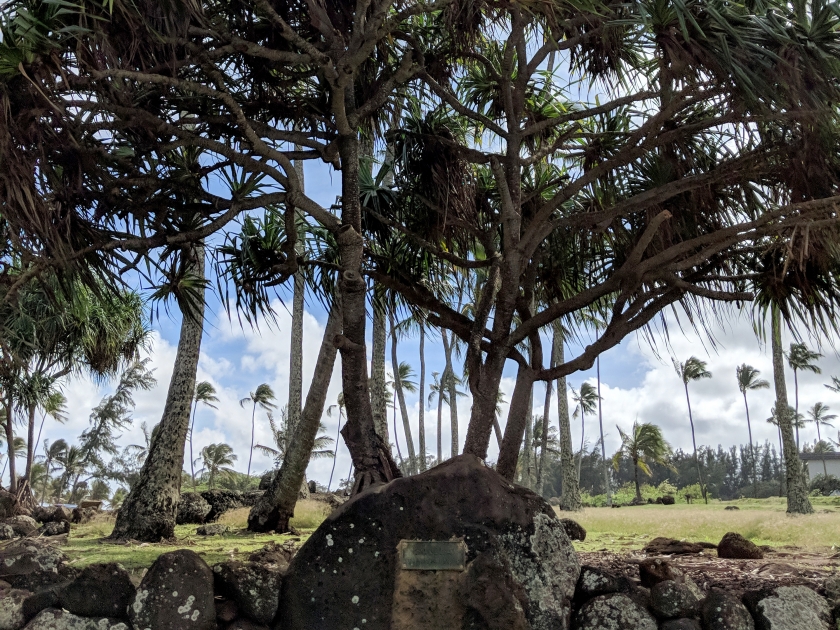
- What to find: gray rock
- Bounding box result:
[56,563,135,619]
[639,558,683,588]
[718,532,763,560]
[176,494,211,526]
[22,609,129,630]
[32,508,71,526]
[0,525,15,541]
[212,561,282,625]
[744,585,830,630]
[196,524,229,536]
[560,518,586,541]
[650,579,701,619]
[824,574,840,605]
[574,593,658,630]
[4,517,39,538]
[127,549,215,630]
[0,490,15,519]
[38,523,69,538]
[0,588,31,630]
[21,587,61,621]
[199,490,242,523]
[701,589,755,630]
[575,566,631,601]
[661,620,701,630]
[0,542,75,591]
[69,509,95,526]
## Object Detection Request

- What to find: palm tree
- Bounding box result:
[326,392,345,491]
[387,361,418,473]
[571,382,599,482]
[240,383,277,478]
[613,421,673,501]
[767,404,805,497]
[429,371,445,464]
[188,381,219,490]
[674,357,712,503]
[255,409,334,465]
[806,402,837,477]
[198,443,237,490]
[39,438,67,503]
[786,343,822,448]
[32,390,67,479]
[736,364,770,498]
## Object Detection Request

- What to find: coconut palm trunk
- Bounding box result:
[442,330,459,458]
[370,298,389,442]
[633,454,642,501]
[596,356,611,506]
[418,324,426,471]
[555,326,581,510]
[25,403,35,481]
[110,245,206,541]
[389,311,417,474]
[771,306,813,514]
[249,302,342,532]
[577,406,585,482]
[682,381,708,504]
[436,379,443,464]
[4,398,16,494]
[536,372,553,494]
[742,392,758,498]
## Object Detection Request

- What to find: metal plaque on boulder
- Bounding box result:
[398,539,467,571]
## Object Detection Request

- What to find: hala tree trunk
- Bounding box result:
[418,324,426,471]
[463,349,507,459]
[370,295,389,442]
[336,132,400,494]
[249,302,342,532]
[390,311,417,475]
[497,366,534,480]
[771,305,813,514]
[555,327,581,511]
[4,397,16,494]
[109,246,205,541]
[441,330,461,458]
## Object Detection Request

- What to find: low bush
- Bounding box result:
[810,474,840,496]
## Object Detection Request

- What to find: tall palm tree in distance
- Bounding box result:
[786,343,822,448]
[198,443,237,489]
[326,392,345,491]
[387,361,418,473]
[736,364,770,498]
[571,382,599,481]
[674,356,712,503]
[240,383,277,478]
[806,402,836,477]
[188,381,218,490]
[613,421,673,501]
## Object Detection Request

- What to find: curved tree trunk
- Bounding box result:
[555,327,581,510]
[418,324,426,471]
[771,305,813,514]
[390,311,417,475]
[576,410,585,482]
[288,256,305,436]
[188,403,198,491]
[109,246,205,541]
[436,385,443,464]
[743,392,758,498]
[249,302,342,532]
[370,297,389,443]
[497,366,534,480]
[441,330,461,459]
[25,403,35,481]
[536,373,553,494]
[521,383,534,487]
[4,398,16,494]
[794,370,800,449]
[683,383,708,503]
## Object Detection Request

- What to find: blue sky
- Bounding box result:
[11,162,840,491]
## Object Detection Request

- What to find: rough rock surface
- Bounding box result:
[0,542,75,591]
[127,549,216,630]
[639,558,683,588]
[458,552,529,630]
[650,579,701,619]
[560,518,586,541]
[718,532,764,560]
[32,507,71,525]
[176,494,212,525]
[38,522,69,538]
[575,566,631,602]
[225,620,270,630]
[213,561,282,625]
[644,538,708,555]
[57,563,135,619]
[701,589,755,630]
[0,524,15,541]
[660,620,700,630]
[199,490,242,523]
[22,609,129,630]
[196,524,229,536]
[70,508,95,525]
[0,490,16,519]
[574,593,658,630]
[0,588,30,630]
[744,585,831,630]
[279,455,580,630]
[3,517,39,538]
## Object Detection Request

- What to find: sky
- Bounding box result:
[8,164,840,492]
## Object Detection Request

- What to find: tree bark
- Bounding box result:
[597,357,611,506]
[497,366,534,480]
[336,131,400,494]
[249,302,342,532]
[793,370,800,449]
[109,246,205,541]
[436,381,443,464]
[555,327,581,510]
[25,403,35,481]
[634,456,641,500]
[390,310,417,474]
[4,397,15,494]
[771,305,813,514]
[536,361,553,495]
[288,254,305,436]
[683,382,708,503]
[521,380,534,487]
[370,297,389,442]
[442,330,460,458]
[743,392,758,499]
[418,324,426,471]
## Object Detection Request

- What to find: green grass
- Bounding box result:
[564,497,840,553]
[63,499,331,575]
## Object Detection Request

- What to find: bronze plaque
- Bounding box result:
[398,539,467,571]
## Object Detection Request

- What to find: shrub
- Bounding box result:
[809,474,840,496]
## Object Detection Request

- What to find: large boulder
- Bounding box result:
[650,580,701,620]
[661,620,700,630]
[644,537,708,555]
[199,490,242,523]
[0,542,75,591]
[32,507,71,525]
[22,609,129,630]
[3,517,39,538]
[213,561,282,625]
[70,508,95,525]
[38,522,69,538]
[56,563,135,619]
[744,585,831,630]
[560,518,586,541]
[0,524,15,541]
[279,455,580,630]
[639,558,683,588]
[575,566,632,603]
[718,532,764,560]
[701,589,755,630]
[128,550,216,630]
[176,494,212,525]
[574,593,658,630]
[0,490,16,519]
[0,588,30,630]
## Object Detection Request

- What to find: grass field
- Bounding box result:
[62,499,331,574]
[565,497,840,552]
